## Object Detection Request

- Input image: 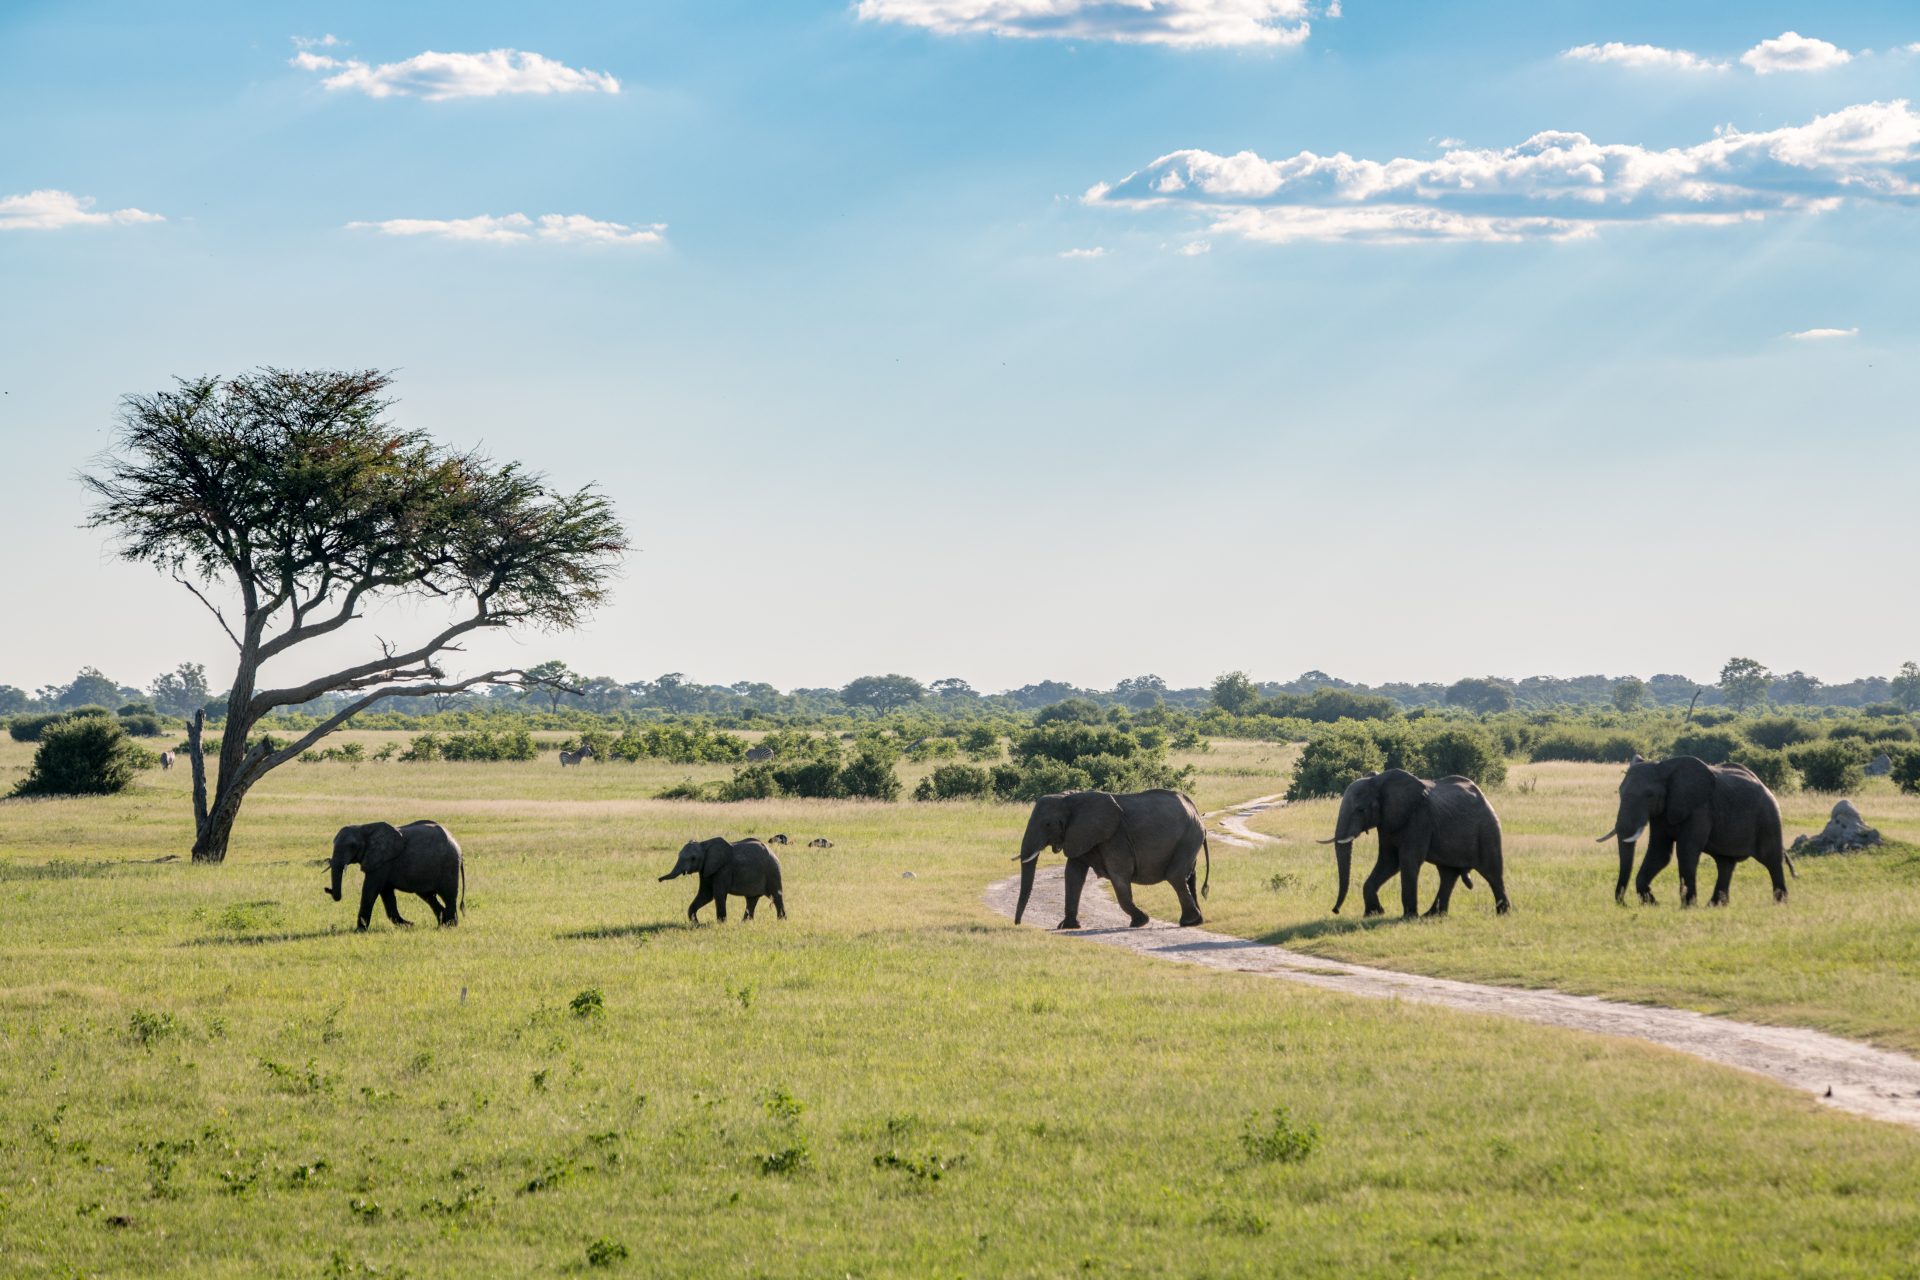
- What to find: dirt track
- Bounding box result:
[983,794,1920,1133]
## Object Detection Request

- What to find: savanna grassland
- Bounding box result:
[4,736,1920,1278]
[1206,759,1920,1054]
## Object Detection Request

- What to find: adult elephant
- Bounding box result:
[327,820,465,930]
[1320,770,1509,918]
[1597,755,1792,906]
[1013,789,1210,930]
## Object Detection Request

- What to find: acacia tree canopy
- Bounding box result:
[82,368,628,862]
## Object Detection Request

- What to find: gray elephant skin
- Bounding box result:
[1599,755,1793,906]
[1014,789,1210,930]
[1321,769,1509,918]
[327,820,465,931]
[660,837,786,923]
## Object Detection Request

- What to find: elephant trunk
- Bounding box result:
[1332,841,1353,914]
[327,855,345,902]
[1614,836,1637,904]
[1012,815,1049,925]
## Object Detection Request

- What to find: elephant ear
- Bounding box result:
[1378,770,1429,832]
[362,822,406,874]
[1062,792,1124,859]
[1663,757,1716,825]
[700,837,735,873]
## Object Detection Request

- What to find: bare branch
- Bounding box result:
[253,669,535,770]
[173,572,242,650]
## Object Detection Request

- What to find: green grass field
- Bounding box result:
[1207,759,1920,1054]
[4,737,1920,1277]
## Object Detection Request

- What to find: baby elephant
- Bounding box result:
[327,820,465,931]
[660,837,786,923]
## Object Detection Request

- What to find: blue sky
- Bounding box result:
[2,1,1916,695]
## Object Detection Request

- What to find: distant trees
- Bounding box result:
[1210,671,1259,715]
[1891,661,1920,713]
[1443,677,1515,715]
[1718,658,1773,713]
[1114,674,1168,709]
[930,677,978,700]
[524,661,583,714]
[148,662,210,717]
[1771,670,1824,706]
[0,685,26,714]
[841,674,926,714]
[1610,677,1648,713]
[82,368,625,862]
[56,667,126,710]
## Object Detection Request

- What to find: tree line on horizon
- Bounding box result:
[9,657,1920,724]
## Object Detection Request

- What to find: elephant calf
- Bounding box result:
[660,837,786,923]
[327,820,465,931]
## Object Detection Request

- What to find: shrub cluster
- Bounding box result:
[400,728,538,762]
[11,716,154,797]
[1287,720,1506,801]
[698,736,903,803]
[8,706,114,743]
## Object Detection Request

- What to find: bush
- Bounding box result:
[1743,717,1819,750]
[1529,728,1644,764]
[1669,730,1742,765]
[714,764,779,801]
[1891,749,1920,796]
[961,726,1001,759]
[1791,741,1866,794]
[1416,726,1508,788]
[11,717,153,797]
[606,723,746,764]
[116,701,156,718]
[1033,698,1105,727]
[912,763,994,801]
[1728,747,1795,792]
[118,713,167,738]
[1286,726,1385,801]
[837,742,903,801]
[992,757,1094,802]
[9,713,67,743]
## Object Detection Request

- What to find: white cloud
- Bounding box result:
[1741,31,1853,75]
[293,48,618,100]
[291,34,343,50]
[1058,246,1109,258]
[1176,239,1211,254]
[0,189,163,231]
[1089,100,1920,245]
[347,213,664,245]
[854,0,1316,48]
[1562,42,1727,72]
[1787,326,1859,340]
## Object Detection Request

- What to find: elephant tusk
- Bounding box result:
[1594,830,1617,843]
[1316,836,1343,845]
[1016,850,1042,864]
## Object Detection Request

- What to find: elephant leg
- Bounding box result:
[417,892,445,923]
[686,887,713,923]
[1171,874,1203,928]
[382,888,412,927]
[1707,856,1737,907]
[440,886,458,926]
[1396,852,1423,919]
[1762,852,1789,904]
[1484,864,1512,915]
[1058,859,1089,930]
[356,881,379,932]
[1634,834,1674,906]
[743,895,760,920]
[1675,845,1703,908]
[1108,872,1150,928]
[1424,867,1460,917]
[1360,848,1397,918]
[771,891,787,920]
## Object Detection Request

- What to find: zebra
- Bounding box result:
[560,744,595,767]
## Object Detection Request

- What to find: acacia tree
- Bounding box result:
[1718,657,1772,714]
[83,369,627,863]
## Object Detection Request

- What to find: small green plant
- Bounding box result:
[727,982,755,1011]
[1202,1207,1270,1236]
[1239,1107,1320,1164]
[127,1009,181,1047]
[347,1196,384,1220]
[762,1086,805,1122]
[585,1237,630,1268]
[259,1057,335,1096]
[522,1157,575,1194]
[210,900,282,933]
[759,1140,813,1176]
[1264,873,1298,893]
[873,1150,964,1183]
[569,987,605,1019]
[530,1067,552,1092]
[283,1159,329,1188]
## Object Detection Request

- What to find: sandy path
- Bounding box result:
[984,794,1920,1133]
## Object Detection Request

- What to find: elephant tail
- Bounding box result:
[1785,851,1798,880]
[460,859,468,915]
[1200,832,1211,899]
